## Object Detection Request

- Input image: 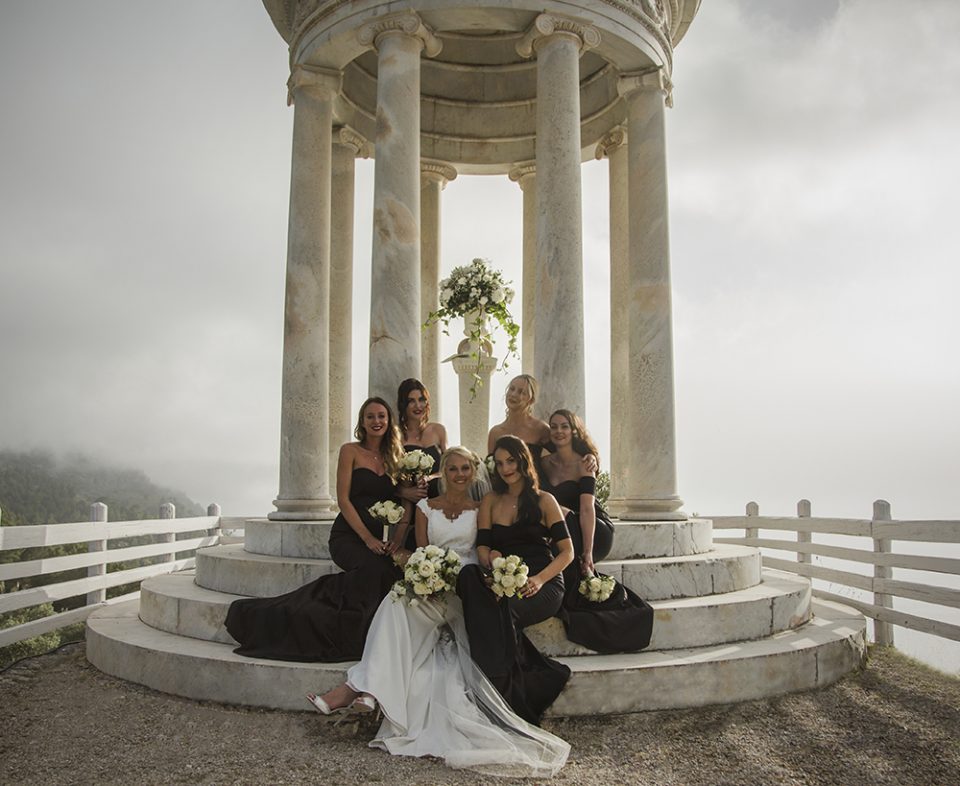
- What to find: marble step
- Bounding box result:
[242,517,713,560]
[86,598,866,716]
[194,542,761,601]
[139,569,811,653]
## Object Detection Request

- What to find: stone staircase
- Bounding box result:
[86,518,867,716]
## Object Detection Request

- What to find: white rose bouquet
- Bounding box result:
[390,544,463,605]
[489,554,530,599]
[398,449,436,484]
[578,572,617,603]
[368,500,404,542]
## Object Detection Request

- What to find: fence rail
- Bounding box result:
[713,498,960,646]
[0,502,224,651]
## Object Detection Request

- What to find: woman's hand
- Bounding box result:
[520,574,545,599]
[580,552,595,577]
[365,536,389,555]
[581,453,598,474]
[397,482,427,502]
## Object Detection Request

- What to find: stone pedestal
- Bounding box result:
[518,14,599,417]
[362,12,442,403]
[270,66,341,521]
[617,70,684,521]
[451,315,497,455]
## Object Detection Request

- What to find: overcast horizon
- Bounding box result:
[1,1,958,524]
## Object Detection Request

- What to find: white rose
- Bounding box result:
[505,555,520,569]
[409,598,420,607]
[413,582,430,595]
[420,455,434,471]
[388,508,403,524]
[589,577,602,592]
[492,556,505,570]
[479,296,488,306]
[440,287,453,304]
[491,288,505,304]
[418,561,435,577]
[445,549,459,563]
[501,574,516,588]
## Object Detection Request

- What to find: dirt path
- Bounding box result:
[1,644,958,785]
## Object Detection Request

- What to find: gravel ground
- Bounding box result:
[1,644,958,786]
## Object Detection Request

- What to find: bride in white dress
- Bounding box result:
[307,446,570,778]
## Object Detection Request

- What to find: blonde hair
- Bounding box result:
[437,446,480,494]
[506,374,539,417]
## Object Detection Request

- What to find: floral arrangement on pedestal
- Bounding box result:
[424,257,520,396]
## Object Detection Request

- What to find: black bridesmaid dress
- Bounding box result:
[541,475,653,654]
[456,511,571,725]
[224,467,400,662]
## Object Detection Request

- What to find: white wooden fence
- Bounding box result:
[713,499,960,646]
[0,503,242,650]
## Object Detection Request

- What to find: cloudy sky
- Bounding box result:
[1,0,958,521]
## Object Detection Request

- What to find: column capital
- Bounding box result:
[357,10,442,58]
[618,69,674,108]
[595,127,627,160]
[508,163,536,189]
[420,160,458,187]
[516,13,601,59]
[335,125,372,158]
[286,65,341,106]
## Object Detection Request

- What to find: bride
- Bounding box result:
[307,446,570,777]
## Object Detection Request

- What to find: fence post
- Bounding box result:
[160,502,176,564]
[207,503,222,543]
[872,499,894,647]
[745,501,759,542]
[797,499,811,565]
[87,502,108,605]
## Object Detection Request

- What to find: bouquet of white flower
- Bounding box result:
[490,554,530,599]
[398,449,436,484]
[578,572,617,603]
[389,544,463,605]
[368,499,404,542]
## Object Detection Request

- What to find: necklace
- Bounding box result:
[359,443,384,465]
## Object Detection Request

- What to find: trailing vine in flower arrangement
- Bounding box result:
[424,258,520,397]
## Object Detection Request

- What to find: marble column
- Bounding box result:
[420,161,458,412]
[595,128,630,517]
[508,164,537,376]
[359,11,442,403]
[328,127,370,498]
[517,14,599,417]
[617,70,684,521]
[270,66,341,520]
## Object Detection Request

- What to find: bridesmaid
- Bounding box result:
[457,436,574,724]
[224,397,408,662]
[397,378,447,499]
[486,374,550,465]
[539,409,614,582]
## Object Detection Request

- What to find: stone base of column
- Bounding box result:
[451,352,498,457]
[268,498,337,521]
[609,495,686,522]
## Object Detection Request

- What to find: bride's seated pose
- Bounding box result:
[307,446,570,778]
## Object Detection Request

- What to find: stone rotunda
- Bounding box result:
[86,0,867,715]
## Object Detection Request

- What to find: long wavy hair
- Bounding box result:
[549,409,601,469]
[437,446,479,495]
[397,378,430,436]
[354,396,404,479]
[504,374,538,417]
[490,435,541,524]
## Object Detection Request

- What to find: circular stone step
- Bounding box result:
[193,543,761,601]
[86,598,866,716]
[139,569,811,653]
[241,517,713,560]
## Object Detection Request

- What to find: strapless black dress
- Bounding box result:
[540,475,653,654]
[456,510,571,725]
[224,467,401,662]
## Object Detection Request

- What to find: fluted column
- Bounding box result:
[596,128,630,516]
[270,66,341,520]
[359,11,442,403]
[618,70,684,520]
[328,127,370,498]
[508,164,537,376]
[420,161,458,411]
[517,14,599,416]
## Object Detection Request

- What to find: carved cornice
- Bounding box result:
[601,0,674,72]
[516,13,601,58]
[595,127,626,160]
[420,160,458,186]
[286,64,341,106]
[357,10,442,58]
[335,126,372,158]
[618,68,674,108]
[508,163,536,187]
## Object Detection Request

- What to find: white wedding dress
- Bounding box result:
[346,499,570,778]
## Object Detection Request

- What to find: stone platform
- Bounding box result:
[86,518,867,715]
